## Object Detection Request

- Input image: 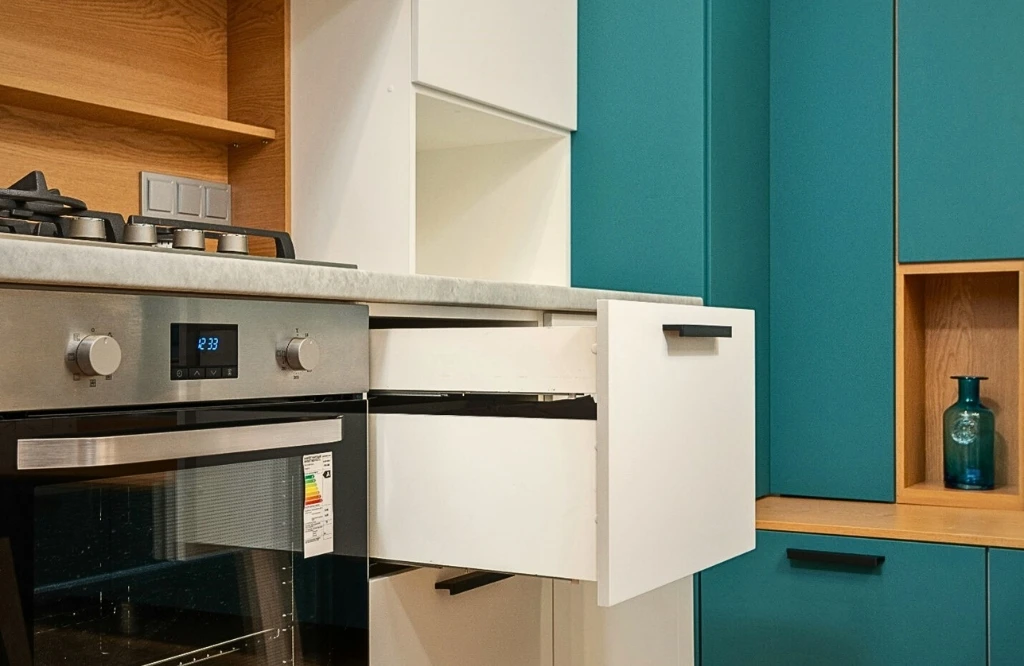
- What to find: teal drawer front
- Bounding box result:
[899,0,1024,263]
[572,0,705,297]
[769,0,894,501]
[701,531,986,666]
[990,548,1024,665]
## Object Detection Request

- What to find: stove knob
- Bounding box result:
[284,337,320,371]
[74,335,122,376]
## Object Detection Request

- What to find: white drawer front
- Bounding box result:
[596,300,756,606]
[413,0,577,130]
[371,414,597,580]
[371,568,553,666]
[370,326,596,394]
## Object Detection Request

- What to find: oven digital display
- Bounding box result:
[170,324,238,380]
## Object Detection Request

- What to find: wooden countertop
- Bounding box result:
[757,496,1024,549]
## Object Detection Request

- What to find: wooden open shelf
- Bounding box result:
[896,261,1024,510]
[757,496,1024,550]
[0,0,290,257]
[0,75,275,145]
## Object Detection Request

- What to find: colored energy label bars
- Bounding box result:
[304,472,323,506]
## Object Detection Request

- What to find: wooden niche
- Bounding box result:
[897,262,1024,510]
[0,0,289,257]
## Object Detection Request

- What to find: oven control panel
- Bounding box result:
[170,323,239,380]
[0,288,369,412]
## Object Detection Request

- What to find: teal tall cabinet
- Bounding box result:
[769,0,895,501]
[706,0,770,497]
[574,0,771,496]
[572,0,705,298]
[899,0,1024,263]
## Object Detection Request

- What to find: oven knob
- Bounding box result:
[74,335,122,376]
[285,337,320,371]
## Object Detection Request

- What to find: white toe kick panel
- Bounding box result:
[369,300,756,607]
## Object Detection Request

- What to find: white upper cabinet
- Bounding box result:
[291,0,574,283]
[413,0,578,130]
[369,301,756,607]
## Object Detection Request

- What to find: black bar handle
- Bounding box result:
[662,324,733,338]
[435,571,513,596]
[786,548,885,569]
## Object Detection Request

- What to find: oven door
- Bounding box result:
[0,398,367,666]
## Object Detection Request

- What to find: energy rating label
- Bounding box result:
[302,452,334,558]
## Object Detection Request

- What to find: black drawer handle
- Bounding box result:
[787,548,885,569]
[662,324,733,338]
[435,572,513,596]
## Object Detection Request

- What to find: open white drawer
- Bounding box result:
[369,300,756,607]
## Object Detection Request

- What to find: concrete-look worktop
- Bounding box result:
[0,235,702,311]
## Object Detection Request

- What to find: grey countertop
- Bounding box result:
[0,235,702,312]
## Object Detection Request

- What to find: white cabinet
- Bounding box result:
[370,568,553,666]
[291,0,574,284]
[554,579,695,666]
[369,300,756,607]
[413,0,577,130]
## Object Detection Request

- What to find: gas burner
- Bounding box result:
[0,171,298,259]
[0,171,87,219]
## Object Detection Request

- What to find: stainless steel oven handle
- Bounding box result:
[17,418,343,470]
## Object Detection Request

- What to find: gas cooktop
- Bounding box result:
[0,171,296,259]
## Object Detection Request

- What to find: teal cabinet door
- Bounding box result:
[989,548,1024,665]
[706,0,770,497]
[899,1,1024,263]
[572,0,705,297]
[701,531,987,666]
[769,0,894,501]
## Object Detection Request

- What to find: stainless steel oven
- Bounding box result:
[0,289,369,666]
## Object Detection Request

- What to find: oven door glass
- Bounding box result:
[0,401,367,666]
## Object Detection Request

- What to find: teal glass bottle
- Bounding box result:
[943,376,995,490]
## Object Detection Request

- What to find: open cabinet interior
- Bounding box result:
[415,90,571,286]
[897,262,1024,510]
[0,0,289,257]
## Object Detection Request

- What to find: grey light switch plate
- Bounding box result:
[141,172,231,224]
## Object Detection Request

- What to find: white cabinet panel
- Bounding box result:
[370,326,596,394]
[596,301,756,606]
[554,578,694,666]
[371,414,597,580]
[291,0,414,271]
[371,568,553,666]
[413,0,577,129]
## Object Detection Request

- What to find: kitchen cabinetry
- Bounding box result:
[989,548,1024,665]
[705,0,770,497]
[554,578,694,666]
[700,531,987,666]
[769,0,894,501]
[574,0,770,496]
[413,0,576,130]
[571,0,705,298]
[370,568,554,666]
[369,300,755,608]
[899,0,1024,263]
[291,0,574,285]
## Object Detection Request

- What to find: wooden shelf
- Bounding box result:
[0,75,276,145]
[896,260,1024,510]
[757,496,1024,550]
[900,480,1021,511]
